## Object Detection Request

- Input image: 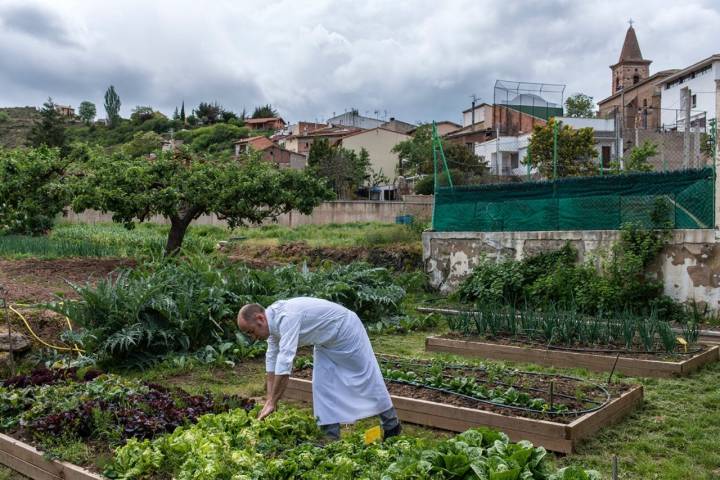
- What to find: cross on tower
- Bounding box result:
[628,18,634,27]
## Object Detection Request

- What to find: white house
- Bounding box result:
[660,54,720,130]
[474,117,617,177]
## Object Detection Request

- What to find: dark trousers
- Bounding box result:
[320,407,399,440]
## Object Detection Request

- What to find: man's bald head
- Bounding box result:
[237,303,269,340]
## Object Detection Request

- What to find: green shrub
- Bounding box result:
[458,224,675,316]
[52,257,406,367]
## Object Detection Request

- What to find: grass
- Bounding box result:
[230,221,422,248]
[0,221,423,260]
[0,222,228,259]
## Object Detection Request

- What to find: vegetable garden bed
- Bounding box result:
[0,432,101,480]
[286,358,643,453]
[425,336,719,378]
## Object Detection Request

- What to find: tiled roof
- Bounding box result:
[245,117,284,124]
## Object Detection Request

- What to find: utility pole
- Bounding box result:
[470,94,479,131]
[682,87,691,169]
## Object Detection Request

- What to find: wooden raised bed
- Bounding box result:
[284,377,643,454]
[0,433,102,480]
[425,336,719,378]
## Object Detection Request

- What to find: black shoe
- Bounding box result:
[383,423,402,440]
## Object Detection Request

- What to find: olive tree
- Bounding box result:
[72,149,334,254]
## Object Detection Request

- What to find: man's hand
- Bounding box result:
[258,401,276,421]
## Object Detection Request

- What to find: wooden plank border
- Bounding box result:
[425,336,719,378]
[0,433,102,480]
[284,377,643,454]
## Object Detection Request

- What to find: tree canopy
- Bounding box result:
[0,146,70,235]
[307,139,370,198]
[526,118,598,178]
[252,104,278,119]
[72,149,334,254]
[78,101,97,125]
[27,98,67,152]
[564,93,595,118]
[104,85,122,127]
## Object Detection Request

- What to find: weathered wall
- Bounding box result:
[423,229,720,307]
[63,200,433,228]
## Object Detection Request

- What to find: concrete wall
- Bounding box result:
[64,200,433,229]
[423,229,720,307]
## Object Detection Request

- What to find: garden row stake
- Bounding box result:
[607,352,621,385]
[549,381,554,411]
[0,285,13,375]
[612,454,618,480]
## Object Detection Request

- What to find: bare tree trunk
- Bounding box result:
[165,210,197,256]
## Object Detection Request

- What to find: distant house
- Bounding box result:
[445,103,548,149]
[54,104,75,117]
[380,117,416,134]
[475,116,616,176]
[244,117,286,131]
[281,125,362,155]
[327,110,385,129]
[234,136,306,169]
[339,127,411,184]
[161,139,184,151]
[289,121,328,135]
[659,54,720,130]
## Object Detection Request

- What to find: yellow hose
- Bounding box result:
[6,305,84,354]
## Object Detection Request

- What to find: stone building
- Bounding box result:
[598,25,678,130]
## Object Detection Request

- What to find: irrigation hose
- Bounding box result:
[7,305,84,354]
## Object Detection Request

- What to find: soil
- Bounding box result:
[292,361,631,424]
[227,241,423,271]
[0,258,134,303]
[441,333,709,361]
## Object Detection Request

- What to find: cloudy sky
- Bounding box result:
[1,0,718,125]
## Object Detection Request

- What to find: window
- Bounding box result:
[510,153,519,169]
[692,94,697,108]
[643,99,648,107]
[633,75,640,84]
[466,142,474,152]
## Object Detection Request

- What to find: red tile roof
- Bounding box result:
[244,117,284,124]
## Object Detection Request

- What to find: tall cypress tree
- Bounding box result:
[180,101,186,122]
[104,85,121,127]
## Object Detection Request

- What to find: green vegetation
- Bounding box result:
[104,85,122,127]
[51,257,408,367]
[71,148,333,254]
[232,221,423,248]
[457,224,675,317]
[0,146,70,235]
[27,98,67,153]
[0,222,227,259]
[392,124,487,194]
[174,122,249,153]
[564,93,595,118]
[78,101,96,125]
[108,407,593,479]
[526,118,598,178]
[308,138,371,198]
[447,306,697,354]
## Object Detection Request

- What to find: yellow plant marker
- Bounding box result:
[677,337,688,353]
[364,425,382,445]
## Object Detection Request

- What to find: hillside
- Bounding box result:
[0,107,39,148]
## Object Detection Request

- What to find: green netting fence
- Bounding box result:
[433,167,714,232]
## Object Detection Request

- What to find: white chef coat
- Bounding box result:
[265,297,393,425]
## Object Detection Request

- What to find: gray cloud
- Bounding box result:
[0,4,78,47]
[0,0,718,124]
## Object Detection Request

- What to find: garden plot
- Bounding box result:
[425,308,719,378]
[0,367,601,479]
[286,356,642,454]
